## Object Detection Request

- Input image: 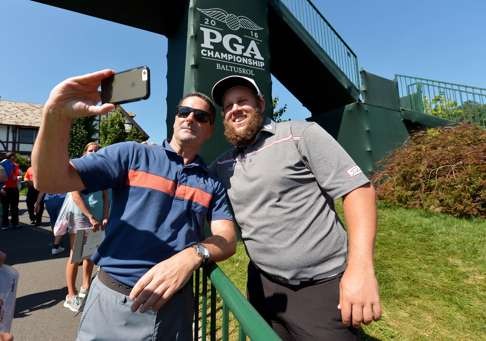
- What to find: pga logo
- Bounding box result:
[198,8,264,61]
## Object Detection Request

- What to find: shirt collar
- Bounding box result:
[232,117,276,156]
[162,139,208,171]
[259,117,276,135]
[162,139,174,153]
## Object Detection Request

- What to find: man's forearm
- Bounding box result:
[342,184,377,268]
[202,219,237,264]
[200,234,236,264]
[32,107,81,193]
[340,183,382,327]
[32,70,115,194]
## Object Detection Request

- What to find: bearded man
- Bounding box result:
[209,75,381,341]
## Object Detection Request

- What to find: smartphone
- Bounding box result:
[101,66,150,105]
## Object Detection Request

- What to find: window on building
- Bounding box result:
[18,128,37,144]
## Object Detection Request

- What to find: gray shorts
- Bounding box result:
[76,276,193,341]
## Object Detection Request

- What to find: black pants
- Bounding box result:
[26,187,43,224]
[1,187,19,227]
[247,262,358,341]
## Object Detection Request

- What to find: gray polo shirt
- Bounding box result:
[210,119,369,281]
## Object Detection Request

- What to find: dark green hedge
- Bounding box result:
[372,124,485,218]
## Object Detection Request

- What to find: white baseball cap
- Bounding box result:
[211,75,262,106]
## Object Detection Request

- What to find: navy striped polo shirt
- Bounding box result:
[71,140,233,286]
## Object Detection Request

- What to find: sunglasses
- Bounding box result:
[176,106,213,124]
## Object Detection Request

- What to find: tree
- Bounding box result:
[99,108,127,147]
[423,94,459,120]
[126,125,148,143]
[271,97,289,122]
[460,101,486,127]
[68,116,97,158]
[423,95,486,127]
[15,154,29,172]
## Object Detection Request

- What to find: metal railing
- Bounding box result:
[194,264,281,341]
[396,74,486,128]
[277,0,360,89]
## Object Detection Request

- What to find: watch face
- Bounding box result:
[196,244,210,261]
[201,245,210,259]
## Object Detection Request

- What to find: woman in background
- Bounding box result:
[63,142,110,313]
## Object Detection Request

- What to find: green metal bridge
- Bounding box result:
[396,74,486,128]
[32,0,485,339]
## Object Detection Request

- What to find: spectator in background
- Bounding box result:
[24,164,43,225]
[64,142,110,313]
[1,153,20,230]
[0,152,13,184]
[36,192,66,255]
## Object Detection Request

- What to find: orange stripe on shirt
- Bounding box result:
[127,170,176,196]
[175,184,212,208]
[127,170,212,208]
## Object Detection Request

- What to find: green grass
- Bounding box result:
[218,202,486,340]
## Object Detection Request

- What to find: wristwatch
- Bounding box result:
[193,243,210,265]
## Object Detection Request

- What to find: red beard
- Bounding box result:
[223,112,264,147]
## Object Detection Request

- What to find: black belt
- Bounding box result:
[250,262,339,287]
[262,271,323,286]
[98,269,133,296]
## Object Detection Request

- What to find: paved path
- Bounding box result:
[1,195,81,340]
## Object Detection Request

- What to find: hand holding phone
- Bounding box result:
[101,66,150,105]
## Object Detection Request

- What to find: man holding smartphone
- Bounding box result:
[32,69,237,341]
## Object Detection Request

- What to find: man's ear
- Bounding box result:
[257,95,265,114]
[207,121,215,138]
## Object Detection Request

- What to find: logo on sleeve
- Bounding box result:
[346,166,362,177]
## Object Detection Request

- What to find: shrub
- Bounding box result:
[372,124,485,218]
[15,154,30,172]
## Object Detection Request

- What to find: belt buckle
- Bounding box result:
[287,278,302,286]
[270,274,302,286]
[289,277,314,286]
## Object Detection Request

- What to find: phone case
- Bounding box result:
[101,66,150,105]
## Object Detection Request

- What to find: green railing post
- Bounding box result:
[194,269,200,341]
[201,266,208,340]
[210,284,217,341]
[207,264,280,340]
[194,263,280,340]
[222,303,229,341]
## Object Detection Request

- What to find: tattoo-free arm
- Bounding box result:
[129,219,237,312]
[32,69,115,193]
[339,183,382,327]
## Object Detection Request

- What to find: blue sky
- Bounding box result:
[1,0,485,143]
